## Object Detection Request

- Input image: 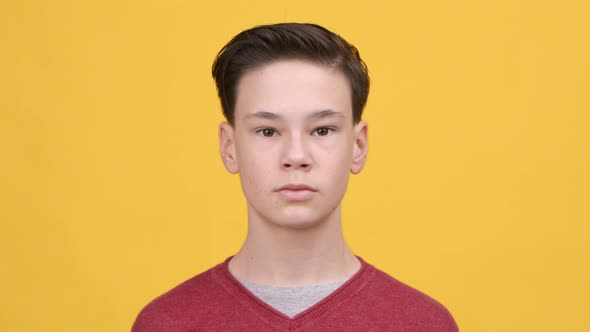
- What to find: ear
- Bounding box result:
[350,121,368,174]
[219,122,239,174]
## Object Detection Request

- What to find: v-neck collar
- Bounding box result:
[212,256,376,330]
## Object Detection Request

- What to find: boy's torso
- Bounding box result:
[132,256,458,332]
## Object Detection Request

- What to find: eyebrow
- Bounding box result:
[244,109,345,121]
[306,109,345,121]
[245,111,282,121]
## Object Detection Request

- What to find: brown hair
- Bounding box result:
[212,23,370,125]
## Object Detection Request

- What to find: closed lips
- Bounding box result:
[277,184,317,191]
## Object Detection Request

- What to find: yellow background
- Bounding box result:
[1,0,589,331]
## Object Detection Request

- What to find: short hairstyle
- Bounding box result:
[212,23,370,125]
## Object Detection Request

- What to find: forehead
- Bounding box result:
[234,60,353,121]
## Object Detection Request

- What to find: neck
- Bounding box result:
[228,204,360,287]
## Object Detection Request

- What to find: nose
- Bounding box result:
[281,134,312,171]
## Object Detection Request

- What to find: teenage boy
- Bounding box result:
[133,23,458,331]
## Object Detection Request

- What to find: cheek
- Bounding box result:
[320,143,353,188]
[237,147,275,192]
[322,139,354,168]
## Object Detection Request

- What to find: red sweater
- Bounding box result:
[132,257,458,331]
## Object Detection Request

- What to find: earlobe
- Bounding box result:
[350,121,368,174]
[219,122,239,174]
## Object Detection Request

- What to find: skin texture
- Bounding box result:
[219,60,368,286]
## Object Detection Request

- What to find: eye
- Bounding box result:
[313,127,333,136]
[257,128,277,137]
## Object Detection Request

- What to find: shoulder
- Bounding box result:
[131,263,228,332]
[356,262,458,331]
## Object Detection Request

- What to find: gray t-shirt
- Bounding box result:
[240,279,347,318]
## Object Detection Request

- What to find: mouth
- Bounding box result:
[275,184,317,201]
[277,184,317,191]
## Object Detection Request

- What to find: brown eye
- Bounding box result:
[314,128,331,136]
[257,128,277,137]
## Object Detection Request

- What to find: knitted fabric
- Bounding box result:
[132,256,458,331]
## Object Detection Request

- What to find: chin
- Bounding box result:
[266,209,333,230]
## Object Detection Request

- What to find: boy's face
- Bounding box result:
[219,60,368,229]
